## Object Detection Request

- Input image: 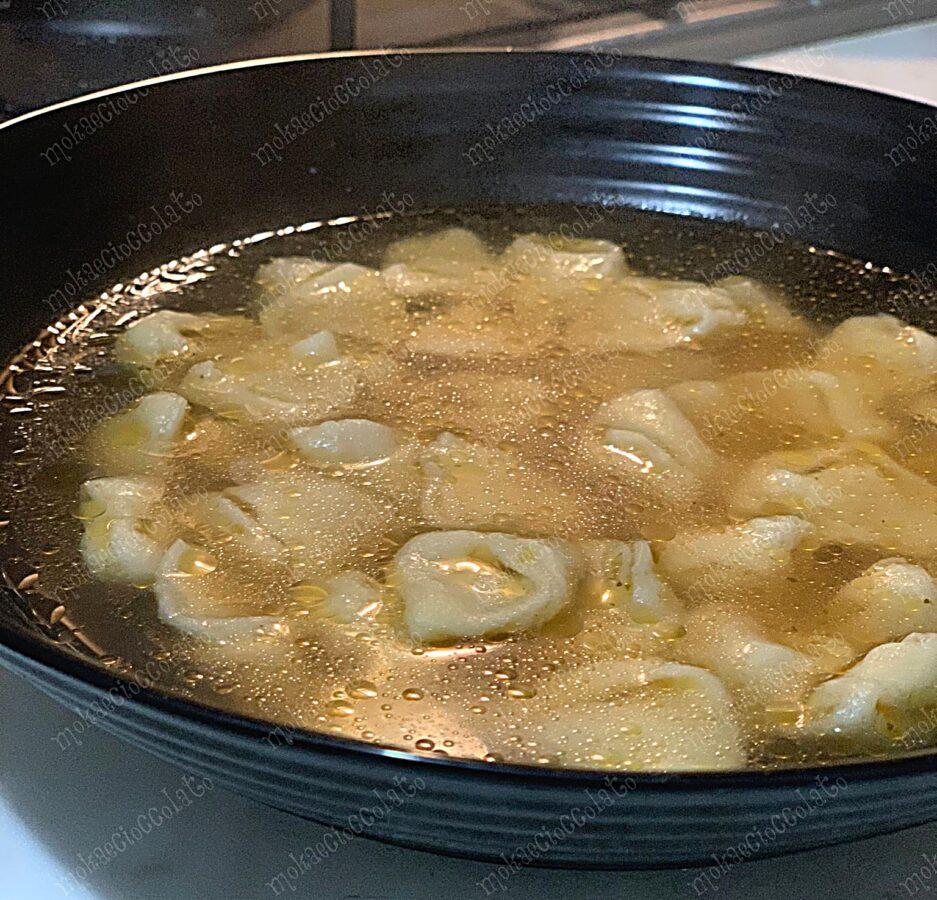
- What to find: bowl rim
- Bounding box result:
[2,48,936,788]
[2,45,935,135]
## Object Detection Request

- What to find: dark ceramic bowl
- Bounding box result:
[1,51,936,869]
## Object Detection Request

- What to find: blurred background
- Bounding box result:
[2,0,937,119]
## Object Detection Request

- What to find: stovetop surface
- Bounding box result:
[2,0,936,117]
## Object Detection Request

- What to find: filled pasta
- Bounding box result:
[531,659,745,771]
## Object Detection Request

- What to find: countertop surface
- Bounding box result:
[2,20,937,900]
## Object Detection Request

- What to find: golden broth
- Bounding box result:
[2,206,935,771]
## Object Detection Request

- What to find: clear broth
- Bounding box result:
[2,205,935,771]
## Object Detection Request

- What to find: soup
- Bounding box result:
[4,208,937,771]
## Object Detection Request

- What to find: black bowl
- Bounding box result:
[1,50,936,869]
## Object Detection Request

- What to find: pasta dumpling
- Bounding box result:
[777,371,894,441]
[657,515,814,598]
[154,539,289,641]
[79,476,161,519]
[716,276,812,334]
[253,256,331,288]
[393,372,553,442]
[169,414,270,487]
[289,419,398,467]
[381,227,498,298]
[501,234,627,281]
[62,225,937,770]
[224,471,389,577]
[828,559,937,652]
[292,571,383,624]
[177,332,374,425]
[679,606,822,707]
[78,476,168,583]
[581,539,683,627]
[666,369,892,448]
[115,310,255,370]
[256,258,370,298]
[562,278,747,353]
[532,659,745,771]
[797,632,937,747]
[89,391,189,476]
[731,442,937,559]
[728,370,890,442]
[591,388,718,504]
[186,492,287,560]
[817,314,937,400]
[404,303,552,358]
[257,260,409,346]
[288,330,341,363]
[255,258,369,293]
[394,530,583,642]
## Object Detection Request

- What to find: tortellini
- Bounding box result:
[394,530,582,643]
[716,276,811,334]
[288,330,341,363]
[257,259,409,346]
[186,492,287,560]
[177,331,372,425]
[180,469,391,579]
[797,633,937,747]
[156,541,382,642]
[281,571,384,626]
[828,559,937,652]
[634,279,748,340]
[381,227,498,299]
[115,310,204,368]
[817,314,937,400]
[679,606,822,707]
[774,371,894,441]
[404,303,552,358]
[501,234,627,281]
[255,258,370,295]
[313,571,383,623]
[289,419,398,467]
[114,310,254,369]
[71,227,937,769]
[78,477,168,582]
[581,539,683,628]
[590,388,718,503]
[154,539,289,641]
[657,515,814,598]
[562,278,747,352]
[89,391,189,476]
[223,471,389,576]
[732,442,937,559]
[419,432,585,534]
[674,369,893,443]
[395,372,553,442]
[79,475,162,519]
[532,659,745,771]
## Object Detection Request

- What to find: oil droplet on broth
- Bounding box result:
[288,584,328,604]
[506,687,536,700]
[174,546,218,576]
[347,679,379,699]
[326,700,356,718]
